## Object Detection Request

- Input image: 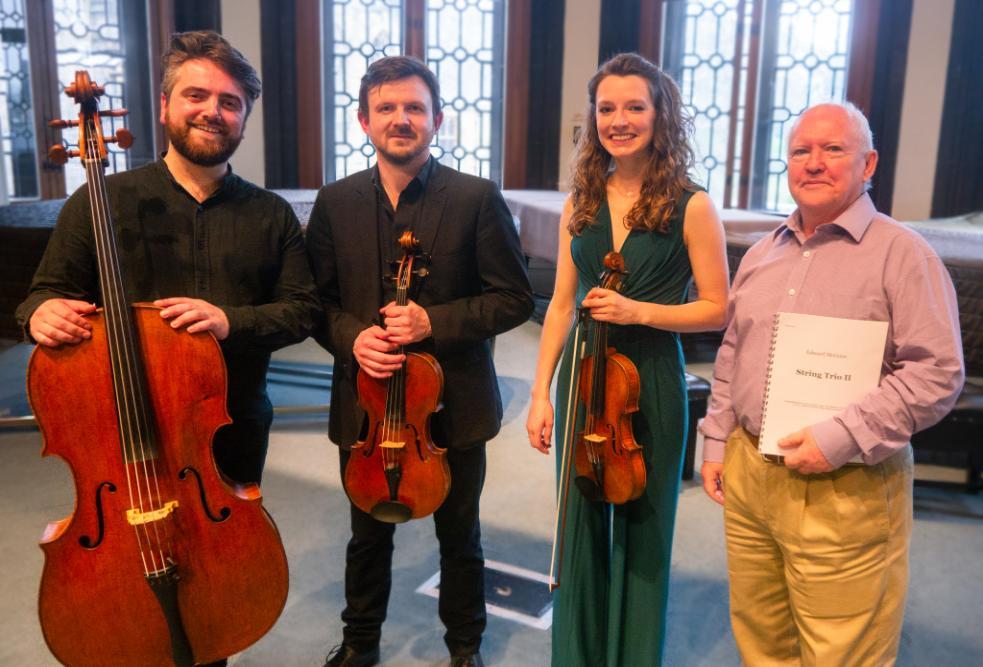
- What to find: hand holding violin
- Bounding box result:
[581,287,640,325]
[353,325,404,379]
[380,299,432,344]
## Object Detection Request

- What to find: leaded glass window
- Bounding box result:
[663,0,853,213]
[426,0,504,181]
[0,0,38,200]
[323,0,403,181]
[52,0,129,194]
[753,0,852,211]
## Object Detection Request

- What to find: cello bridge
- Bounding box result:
[583,434,606,445]
[126,500,179,526]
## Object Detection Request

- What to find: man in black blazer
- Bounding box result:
[306,56,533,667]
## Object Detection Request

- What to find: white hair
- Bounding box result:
[789,101,874,152]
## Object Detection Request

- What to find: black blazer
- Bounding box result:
[306,162,534,449]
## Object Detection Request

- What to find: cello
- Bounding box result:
[28,71,288,666]
[343,230,451,524]
[549,251,646,588]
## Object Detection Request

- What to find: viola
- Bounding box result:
[343,230,451,524]
[29,72,288,666]
[549,251,647,588]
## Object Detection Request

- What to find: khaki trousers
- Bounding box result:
[723,427,913,667]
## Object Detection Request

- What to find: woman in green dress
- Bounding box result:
[526,53,729,666]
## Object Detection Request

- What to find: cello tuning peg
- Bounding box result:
[109,129,134,149]
[48,119,79,129]
[47,145,79,165]
[104,108,129,118]
[91,83,105,96]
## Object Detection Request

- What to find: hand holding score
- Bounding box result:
[779,427,834,474]
[29,298,96,347]
[154,297,230,340]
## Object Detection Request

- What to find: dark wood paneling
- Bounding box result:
[150,0,176,156]
[120,0,155,168]
[856,0,912,216]
[525,0,564,189]
[26,0,65,199]
[598,0,639,62]
[932,0,983,217]
[173,0,221,32]
[296,0,322,187]
[260,0,299,188]
[503,0,531,188]
[638,0,664,65]
[404,0,426,60]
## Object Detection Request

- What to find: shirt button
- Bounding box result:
[788,288,796,296]
[802,250,811,257]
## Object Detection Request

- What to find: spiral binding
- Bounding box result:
[758,311,783,457]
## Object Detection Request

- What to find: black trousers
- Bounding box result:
[339,443,487,655]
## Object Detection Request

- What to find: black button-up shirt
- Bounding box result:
[373,156,434,305]
[17,159,320,458]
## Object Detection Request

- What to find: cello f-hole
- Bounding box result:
[78,481,117,549]
[178,466,231,522]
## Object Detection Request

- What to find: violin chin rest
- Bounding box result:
[371,500,413,524]
[574,476,604,503]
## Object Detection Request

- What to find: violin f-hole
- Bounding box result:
[78,481,117,549]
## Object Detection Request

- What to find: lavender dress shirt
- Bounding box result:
[700,193,965,468]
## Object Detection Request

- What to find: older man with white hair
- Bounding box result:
[699,102,964,665]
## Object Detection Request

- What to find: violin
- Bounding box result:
[549,251,646,588]
[343,230,451,523]
[29,72,288,666]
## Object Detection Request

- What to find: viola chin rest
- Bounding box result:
[371,500,413,524]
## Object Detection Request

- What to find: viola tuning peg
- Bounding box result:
[48,119,79,129]
[47,145,68,165]
[112,128,134,149]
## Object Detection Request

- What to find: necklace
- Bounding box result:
[608,180,640,200]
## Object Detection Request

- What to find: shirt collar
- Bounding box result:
[774,192,877,243]
[155,155,238,204]
[371,155,435,195]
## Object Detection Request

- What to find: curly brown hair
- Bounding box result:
[569,53,695,235]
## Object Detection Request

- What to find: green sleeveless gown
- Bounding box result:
[551,192,696,666]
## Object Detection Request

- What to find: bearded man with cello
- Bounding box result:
[17,31,319,666]
[305,56,533,667]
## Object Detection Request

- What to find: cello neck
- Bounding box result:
[78,85,157,464]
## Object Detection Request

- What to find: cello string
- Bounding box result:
[82,127,155,574]
[86,121,167,573]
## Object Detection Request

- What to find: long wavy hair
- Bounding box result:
[569,53,695,235]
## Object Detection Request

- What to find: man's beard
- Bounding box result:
[166,116,242,167]
[375,131,430,166]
